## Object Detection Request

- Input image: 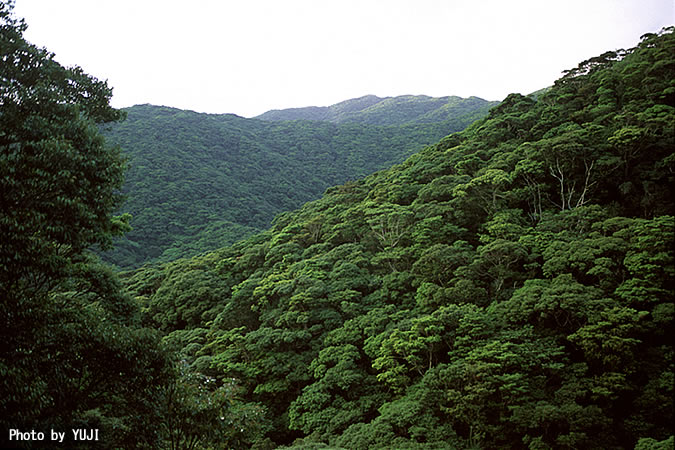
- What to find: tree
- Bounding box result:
[160,361,265,450]
[0,3,170,446]
[0,1,126,292]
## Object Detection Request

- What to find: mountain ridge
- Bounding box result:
[255,94,497,125]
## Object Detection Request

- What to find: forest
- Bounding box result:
[1,0,673,448]
[101,97,496,269]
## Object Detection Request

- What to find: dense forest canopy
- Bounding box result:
[1,0,673,446]
[100,98,496,269]
[124,27,675,449]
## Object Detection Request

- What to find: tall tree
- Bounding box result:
[1,2,170,446]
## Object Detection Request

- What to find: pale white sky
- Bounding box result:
[13,0,674,118]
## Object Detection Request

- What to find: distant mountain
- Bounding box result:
[102,98,495,268]
[255,94,498,125]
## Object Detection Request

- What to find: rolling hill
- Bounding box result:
[255,94,494,125]
[101,96,496,268]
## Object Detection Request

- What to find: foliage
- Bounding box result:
[101,97,495,269]
[160,361,265,450]
[4,1,673,446]
[255,94,496,125]
[122,28,675,448]
[0,3,173,447]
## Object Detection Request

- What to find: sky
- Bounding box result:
[13,0,675,118]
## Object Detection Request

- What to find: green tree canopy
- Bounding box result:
[1,3,172,446]
[125,27,674,448]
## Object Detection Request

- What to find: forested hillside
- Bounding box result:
[101,99,494,268]
[255,94,496,125]
[124,28,675,448]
